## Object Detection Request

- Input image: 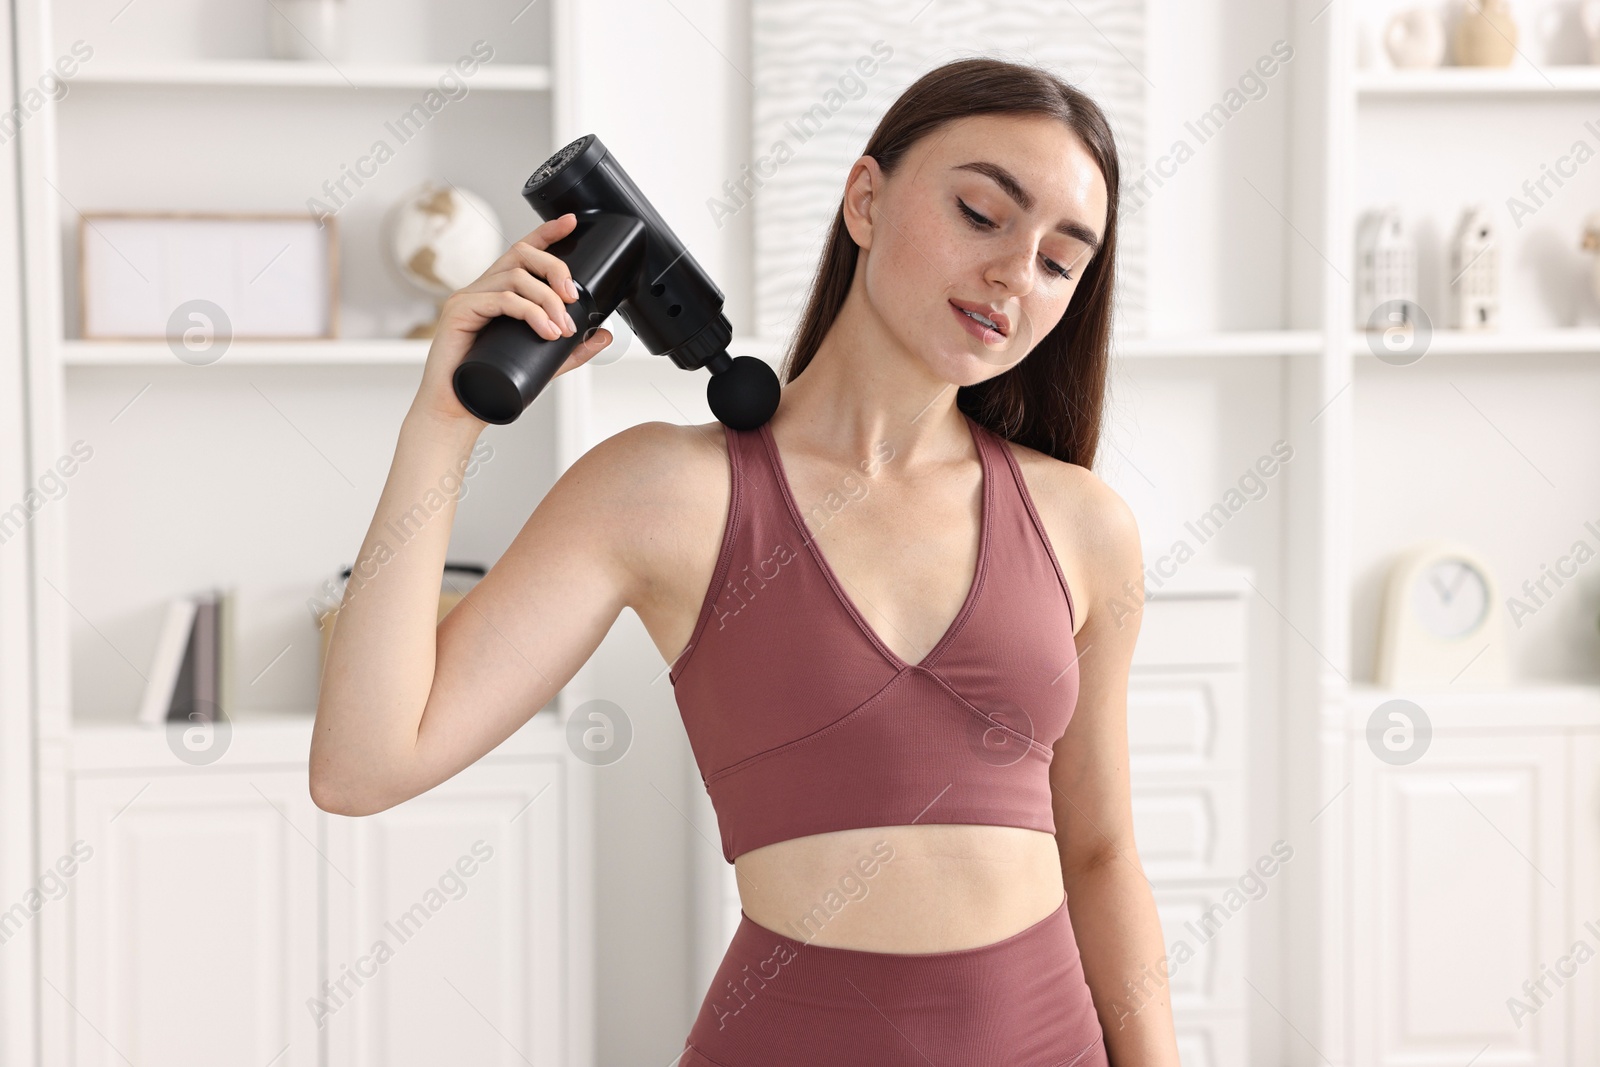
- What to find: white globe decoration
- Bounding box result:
[388,182,505,338]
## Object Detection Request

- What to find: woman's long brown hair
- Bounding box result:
[777,57,1121,469]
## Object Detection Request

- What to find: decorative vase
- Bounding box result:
[267,0,347,61]
[1454,0,1518,67]
[1384,7,1447,69]
[1582,0,1600,64]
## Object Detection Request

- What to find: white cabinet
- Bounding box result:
[1129,570,1254,1059]
[45,719,584,1067]
[1344,688,1600,1067]
[324,757,568,1067]
[1353,734,1566,1066]
[9,0,595,1056]
[65,769,322,1067]
[1571,732,1600,1065]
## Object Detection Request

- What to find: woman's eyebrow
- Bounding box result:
[951,160,1102,253]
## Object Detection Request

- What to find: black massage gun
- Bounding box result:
[451,133,781,430]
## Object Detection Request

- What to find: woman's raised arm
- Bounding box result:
[309,212,628,816]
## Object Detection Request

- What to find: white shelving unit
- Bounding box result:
[1291,11,1600,1066]
[12,1,597,1064]
[25,1,580,733]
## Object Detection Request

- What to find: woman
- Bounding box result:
[311,57,1180,1066]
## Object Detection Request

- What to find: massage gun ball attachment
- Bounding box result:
[451,133,781,430]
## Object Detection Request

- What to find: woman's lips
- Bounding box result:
[951,300,1005,344]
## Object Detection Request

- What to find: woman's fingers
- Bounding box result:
[503,238,581,303]
[480,213,581,297]
[441,288,549,337]
[440,287,612,352]
[518,211,578,252]
[467,268,574,338]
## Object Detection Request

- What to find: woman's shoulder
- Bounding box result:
[576,418,729,481]
[997,436,1141,613]
[567,419,732,525]
[563,419,733,603]
[999,436,1137,546]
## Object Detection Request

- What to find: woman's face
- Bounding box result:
[844,112,1108,380]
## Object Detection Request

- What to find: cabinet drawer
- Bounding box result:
[1131,596,1247,667]
[1172,1011,1248,1066]
[1151,885,1248,1013]
[1129,775,1246,880]
[1127,671,1245,773]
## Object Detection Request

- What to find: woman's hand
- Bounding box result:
[411,212,615,427]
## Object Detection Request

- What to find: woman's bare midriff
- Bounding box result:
[731,823,1066,953]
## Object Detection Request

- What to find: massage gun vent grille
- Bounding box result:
[527,134,593,193]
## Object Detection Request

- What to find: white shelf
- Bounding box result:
[62,334,786,366]
[66,704,566,762]
[1142,562,1255,597]
[65,715,314,767]
[62,338,432,365]
[1349,327,1600,358]
[616,330,1322,361]
[1355,65,1600,97]
[1345,684,1600,729]
[617,330,1322,363]
[72,60,552,91]
[60,331,1327,366]
[1115,330,1322,358]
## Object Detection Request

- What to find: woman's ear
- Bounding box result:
[840,156,882,250]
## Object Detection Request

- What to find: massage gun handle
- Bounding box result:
[452,212,647,425]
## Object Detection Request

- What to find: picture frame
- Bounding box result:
[78,211,339,340]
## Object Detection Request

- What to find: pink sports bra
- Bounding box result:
[670,409,1080,864]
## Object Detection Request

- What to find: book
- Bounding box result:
[217,585,236,721]
[138,598,196,725]
[189,591,217,723]
[141,586,235,725]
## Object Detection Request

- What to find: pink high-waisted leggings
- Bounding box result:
[679,891,1109,1066]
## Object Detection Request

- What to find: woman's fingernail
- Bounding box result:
[563,310,576,332]
[564,279,579,300]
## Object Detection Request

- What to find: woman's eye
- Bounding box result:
[957,199,994,229]
[959,199,1075,281]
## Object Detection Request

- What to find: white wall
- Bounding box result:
[566,1,754,1062]
[1125,3,1301,1059]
